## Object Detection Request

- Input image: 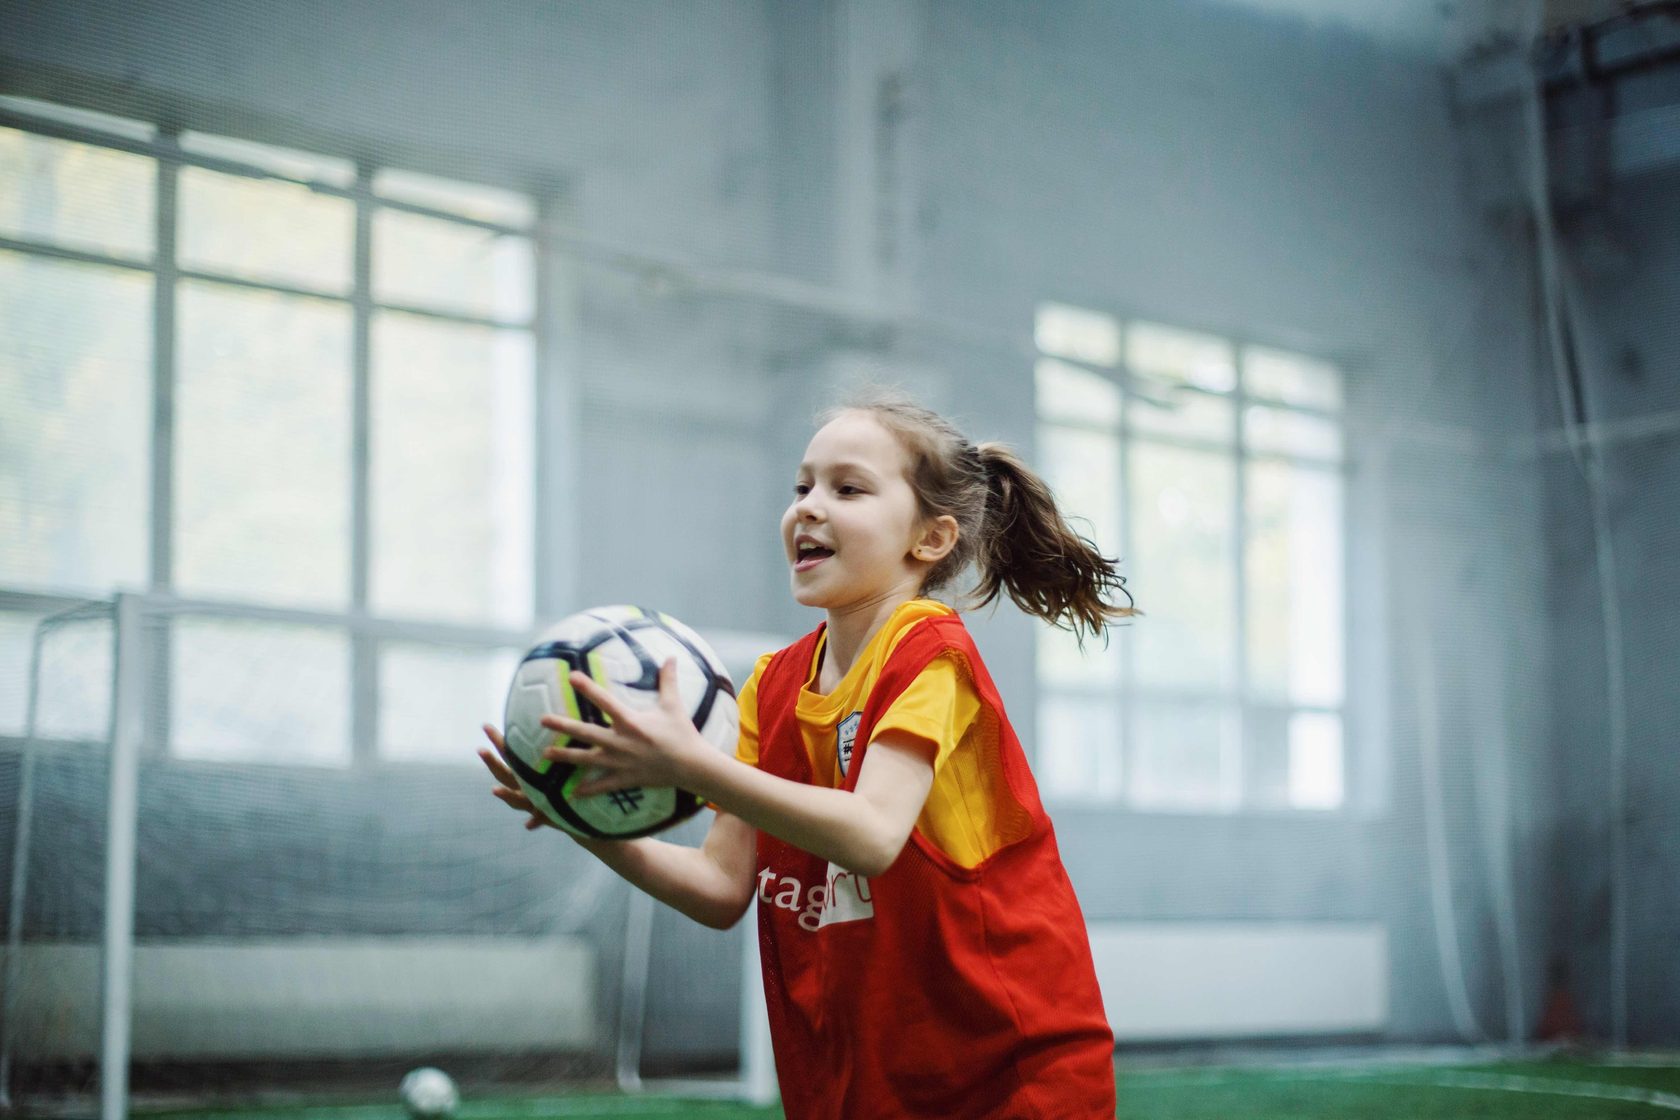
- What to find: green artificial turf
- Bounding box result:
[130,1056,1680,1120]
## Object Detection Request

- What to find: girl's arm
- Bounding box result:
[543,663,936,879]
[678,732,932,878]
[478,728,758,930]
[574,812,759,930]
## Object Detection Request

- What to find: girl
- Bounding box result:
[479,391,1134,1119]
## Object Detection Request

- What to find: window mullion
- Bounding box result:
[533,190,578,624]
[1116,324,1134,804]
[147,146,179,759]
[1232,346,1249,809]
[350,168,375,767]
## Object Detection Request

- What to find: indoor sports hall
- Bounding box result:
[2,2,1677,1118]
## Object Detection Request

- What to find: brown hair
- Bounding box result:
[825,388,1137,642]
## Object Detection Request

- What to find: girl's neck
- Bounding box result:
[822,587,921,684]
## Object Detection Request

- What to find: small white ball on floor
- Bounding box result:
[399,1067,459,1119]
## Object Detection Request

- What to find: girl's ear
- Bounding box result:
[912,515,960,564]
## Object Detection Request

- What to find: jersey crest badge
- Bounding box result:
[836,711,861,777]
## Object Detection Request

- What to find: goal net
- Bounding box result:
[0,593,778,1115]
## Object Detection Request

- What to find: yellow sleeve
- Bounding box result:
[869,654,980,773]
[875,653,1028,869]
[732,652,776,769]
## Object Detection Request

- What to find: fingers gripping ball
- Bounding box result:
[501,605,738,839]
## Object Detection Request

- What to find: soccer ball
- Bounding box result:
[399,1067,458,1120]
[501,605,738,839]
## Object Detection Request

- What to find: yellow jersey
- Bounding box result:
[734,598,1016,868]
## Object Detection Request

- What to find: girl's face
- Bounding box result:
[781,411,926,611]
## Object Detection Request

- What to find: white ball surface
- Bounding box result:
[399,1067,459,1119]
[501,605,738,839]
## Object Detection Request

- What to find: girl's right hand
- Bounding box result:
[478,724,559,832]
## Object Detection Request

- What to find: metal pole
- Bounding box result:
[613,885,654,1093]
[101,593,145,1120]
[737,900,777,1106]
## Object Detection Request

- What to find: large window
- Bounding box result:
[0,97,536,765]
[1033,302,1346,812]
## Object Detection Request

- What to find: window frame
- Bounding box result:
[1033,307,1351,815]
[0,101,548,769]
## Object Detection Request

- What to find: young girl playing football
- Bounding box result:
[479,391,1134,1119]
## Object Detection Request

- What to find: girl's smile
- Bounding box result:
[792,533,834,572]
[780,412,924,609]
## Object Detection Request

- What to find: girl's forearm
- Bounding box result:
[575,834,747,929]
[680,752,897,877]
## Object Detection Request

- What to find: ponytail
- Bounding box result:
[825,388,1137,644]
[971,443,1136,643]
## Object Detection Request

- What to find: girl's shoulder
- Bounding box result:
[880,596,959,647]
[879,618,994,697]
[754,625,825,684]
[892,603,974,650]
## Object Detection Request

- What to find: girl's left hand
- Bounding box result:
[478,724,561,833]
[540,657,710,798]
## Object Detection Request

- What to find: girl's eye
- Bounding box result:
[793,483,811,496]
[838,485,861,496]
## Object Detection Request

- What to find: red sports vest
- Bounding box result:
[754,615,1116,1120]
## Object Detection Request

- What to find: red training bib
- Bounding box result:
[753,615,1116,1120]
